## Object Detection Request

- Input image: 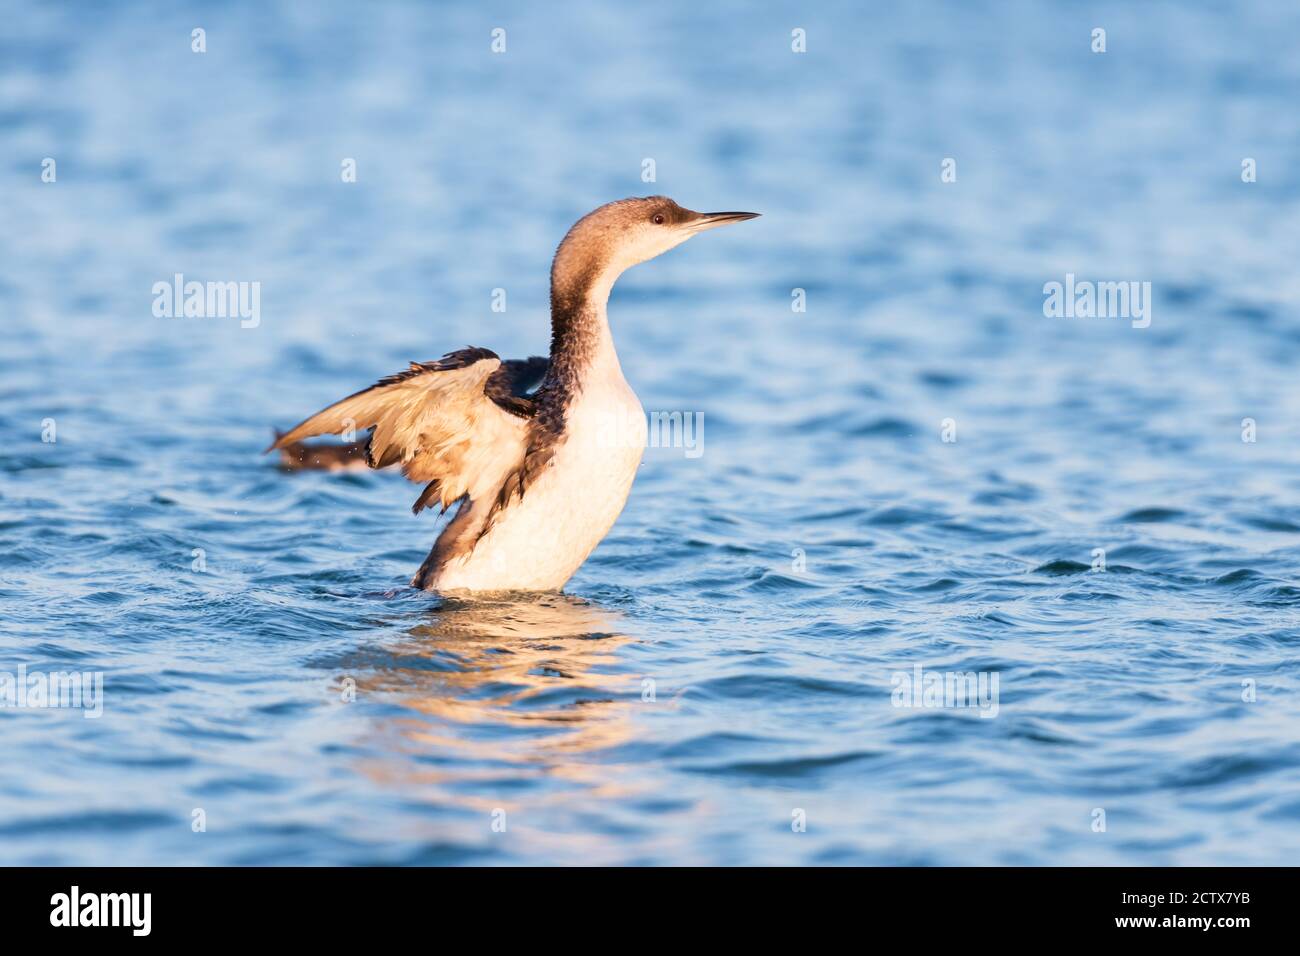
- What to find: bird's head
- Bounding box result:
[552,196,758,302]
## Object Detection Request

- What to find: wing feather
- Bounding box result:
[269,348,537,512]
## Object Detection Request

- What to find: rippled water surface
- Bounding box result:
[3,0,1300,865]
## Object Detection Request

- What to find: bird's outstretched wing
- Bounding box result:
[268,348,548,515]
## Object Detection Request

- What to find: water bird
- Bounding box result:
[268,196,758,592]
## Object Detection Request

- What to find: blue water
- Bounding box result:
[3,0,1300,865]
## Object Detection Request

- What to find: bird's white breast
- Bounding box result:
[430,373,647,592]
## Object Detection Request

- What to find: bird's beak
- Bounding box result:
[688,210,761,233]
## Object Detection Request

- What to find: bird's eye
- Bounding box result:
[652,213,665,225]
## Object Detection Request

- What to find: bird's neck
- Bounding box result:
[548,261,626,391]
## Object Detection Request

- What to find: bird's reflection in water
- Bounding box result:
[353,592,640,806]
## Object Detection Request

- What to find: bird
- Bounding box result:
[267,196,758,592]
